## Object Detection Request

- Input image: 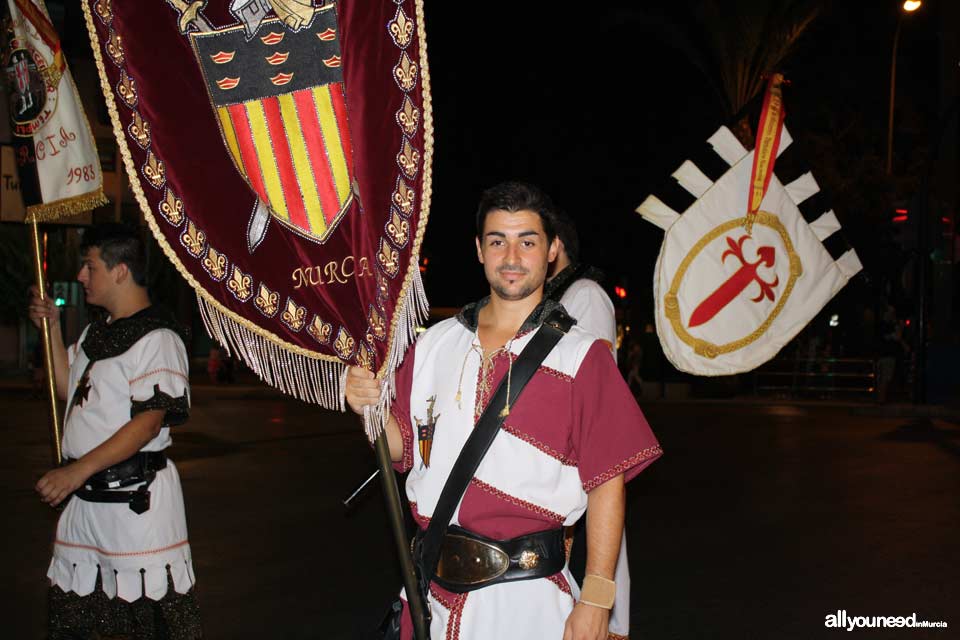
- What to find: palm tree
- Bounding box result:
[641,0,822,145]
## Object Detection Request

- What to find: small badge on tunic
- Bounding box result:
[73,369,92,408]
[414,395,439,469]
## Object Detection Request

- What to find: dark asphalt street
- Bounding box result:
[2,388,957,639]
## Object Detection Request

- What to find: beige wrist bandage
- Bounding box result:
[579,574,616,609]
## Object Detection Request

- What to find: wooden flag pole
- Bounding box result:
[373,428,429,640]
[29,217,62,465]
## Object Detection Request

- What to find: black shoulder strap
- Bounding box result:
[416,306,575,582]
[544,263,590,301]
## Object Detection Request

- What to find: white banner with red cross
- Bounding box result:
[636,76,861,376]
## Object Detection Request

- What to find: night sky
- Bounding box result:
[416,0,948,313]
[55,1,951,316]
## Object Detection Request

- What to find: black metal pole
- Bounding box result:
[912,96,959,405]
[373,430,429,640]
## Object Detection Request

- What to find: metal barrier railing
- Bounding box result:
[754,357,878,399]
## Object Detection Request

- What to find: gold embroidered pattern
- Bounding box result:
[334,327,356,360]
[429,585,468,640]
[202,246,227,281]
[376,274,390,301]
[471,478,565,524]
[158,188,183,226]
[307,315,332,344]
[94,0,112,24]
[106,30,123,65]
[180,220,206,258]
[397,139,419,178]
[377,238,399,278]
[281,298,306,331]
[386,209,409,247]
[502,423,578,467]
[356,342,374,370]
[534,359,573,382]
[388,7,413,48]
[368,305,387,341]
[128,111,150,149]
[473,351,498,423]
[396,96,420,137]
[393,51,417,91]
[254,283,279,317]
[408,501,431,529]
[390,405,414,472]
[582,445,664,492]
[143,151,165,189]
[392,180,415,216]
[117,70,137,107]
[227,266,253,301]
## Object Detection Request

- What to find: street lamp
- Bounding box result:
[886,0,922,175]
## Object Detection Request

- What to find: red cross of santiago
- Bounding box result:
[688,235,780,329]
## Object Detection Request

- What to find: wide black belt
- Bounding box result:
[422,525,566,594]
[65,451,167,515]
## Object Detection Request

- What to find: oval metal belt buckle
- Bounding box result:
[436,534,510,585]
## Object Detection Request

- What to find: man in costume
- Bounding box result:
[544,213,617,357]
[346,182,661,640]
[544,213,632,639]
[28,224,201,640]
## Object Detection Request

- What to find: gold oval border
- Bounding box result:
[663,212,803,359]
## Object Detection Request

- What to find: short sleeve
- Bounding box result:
[389,343,416,473]
[572,341,662,491]
[127,329,190,427]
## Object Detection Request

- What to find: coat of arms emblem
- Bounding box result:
[170,0,356,252]
[414,395,439,469]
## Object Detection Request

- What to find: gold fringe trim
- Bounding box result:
[25,189,108,223]
[197,295,347,406]
[82,1,346,365]
[82,0,433,414]
[362,0,434,441]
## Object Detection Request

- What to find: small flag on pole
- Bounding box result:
[2,0,107,221]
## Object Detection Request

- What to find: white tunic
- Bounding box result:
[47,325,196,602]
[559,278,617,362]
[391,307,661,640]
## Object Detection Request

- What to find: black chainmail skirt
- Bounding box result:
[48,565,202,640]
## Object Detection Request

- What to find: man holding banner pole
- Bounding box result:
[28,224,202,639]
[347,181,662,640]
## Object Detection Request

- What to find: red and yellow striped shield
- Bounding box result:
[192,9,354,243]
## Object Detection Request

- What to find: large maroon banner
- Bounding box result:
[82,0,431,411]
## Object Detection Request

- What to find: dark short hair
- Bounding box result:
[80,223,147,286]
[553,210,580,264]
[475,181,559,244]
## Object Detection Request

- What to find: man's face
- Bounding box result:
[476,209,558,302]
[76,247,118,307]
